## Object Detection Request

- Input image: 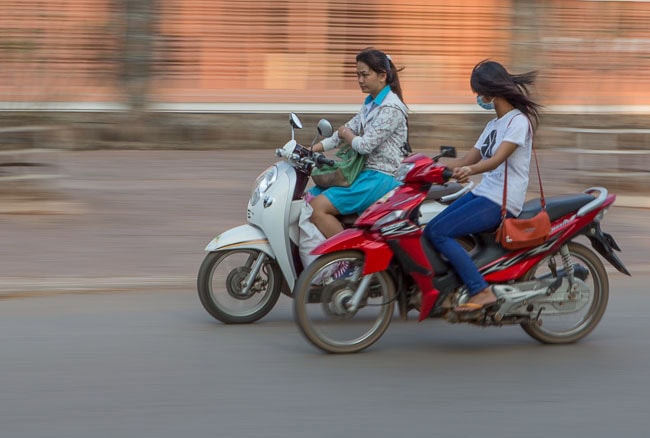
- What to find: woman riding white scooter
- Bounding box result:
[306,48,409,278]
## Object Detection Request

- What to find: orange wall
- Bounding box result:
[0,0,121,102]
[539,0,650,106]
[0,0,649,108]
[152,0,511,104]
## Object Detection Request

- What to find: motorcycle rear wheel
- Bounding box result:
[197,249,282,324]
[293,251,395,354]
[520,241,609,344]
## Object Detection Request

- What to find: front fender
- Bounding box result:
[205,224,275,259]
[312,228,393,274]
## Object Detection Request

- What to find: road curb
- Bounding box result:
[0,200,86,215]
[0,276,196,298]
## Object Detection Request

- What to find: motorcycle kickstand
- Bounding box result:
[533,306,545,326]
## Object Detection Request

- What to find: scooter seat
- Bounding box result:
[425,182,465,201]
[518,193,595,221]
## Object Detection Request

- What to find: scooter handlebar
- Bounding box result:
[314,153,335,167]
[276,144,334,167]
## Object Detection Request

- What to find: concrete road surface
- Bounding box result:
[0,274,649,438]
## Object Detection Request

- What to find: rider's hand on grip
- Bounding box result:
[452,166,471,183]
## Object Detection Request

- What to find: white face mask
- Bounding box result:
[477,95,495,110]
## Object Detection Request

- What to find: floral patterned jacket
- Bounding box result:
[321,88,408,175]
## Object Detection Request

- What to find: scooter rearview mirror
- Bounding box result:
[310,119,334,148]
[289,113,303,130]
[289,113,303,141]
[317,119,333,138]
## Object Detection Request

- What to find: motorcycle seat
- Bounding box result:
[518,193,595,221]
[425,182,465,202]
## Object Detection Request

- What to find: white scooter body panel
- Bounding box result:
[246,160,300,289]
[204,224,276,258]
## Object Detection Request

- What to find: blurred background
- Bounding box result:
[0,0,649,189]
[2,0,650,107]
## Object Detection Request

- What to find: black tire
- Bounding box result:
[520,241,609,344]
[197,250,282,324]
[293,250,395,354]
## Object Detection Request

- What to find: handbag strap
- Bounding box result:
[501,123,545,219]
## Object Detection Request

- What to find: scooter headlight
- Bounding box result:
[251,165,278,206]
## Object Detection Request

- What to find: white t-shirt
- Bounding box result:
[471,109,532,216]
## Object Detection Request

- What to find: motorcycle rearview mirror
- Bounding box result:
[289,113,303,141]
[433,145,457,162]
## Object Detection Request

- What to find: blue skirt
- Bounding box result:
[309,170,400,215]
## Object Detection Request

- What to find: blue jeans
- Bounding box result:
[423,192,503,296]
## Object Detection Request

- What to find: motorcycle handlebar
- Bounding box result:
[442,167,453,181]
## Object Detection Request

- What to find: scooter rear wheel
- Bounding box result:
[293,251,395,354]
[197,249,282,324]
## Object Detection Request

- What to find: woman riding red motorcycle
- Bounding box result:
[291,62,629,354]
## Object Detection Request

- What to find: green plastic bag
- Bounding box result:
[311,145,367,188]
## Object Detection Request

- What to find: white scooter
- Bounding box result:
[197,113,472,324]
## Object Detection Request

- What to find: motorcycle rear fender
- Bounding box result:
[205,224,276,259]
[312,228,393,275]
[583,222,630,276]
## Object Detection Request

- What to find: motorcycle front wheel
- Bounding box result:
[293,251,395,354]
[520,241,609,344]
[197,249,282,324]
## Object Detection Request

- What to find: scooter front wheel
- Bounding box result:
[293,251,395,354]
[197,249,282,324]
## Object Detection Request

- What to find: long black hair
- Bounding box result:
[470,60,541,129]
[356,48,405,104]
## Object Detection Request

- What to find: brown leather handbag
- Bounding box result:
[495,142,551,250]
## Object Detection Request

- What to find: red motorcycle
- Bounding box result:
[292,147,630,354]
